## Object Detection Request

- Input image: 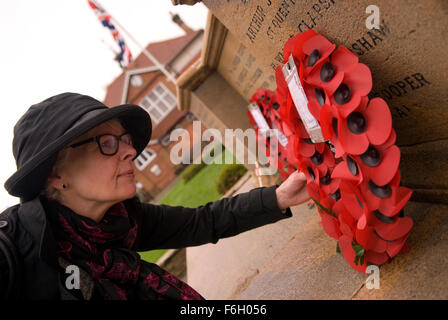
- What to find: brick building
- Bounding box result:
[103,15,204,200]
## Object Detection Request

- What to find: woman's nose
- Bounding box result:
[119,140,137,161]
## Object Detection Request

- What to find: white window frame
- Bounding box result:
[139,82,177,125]
[150,164,162,176]
[134,148,156,171]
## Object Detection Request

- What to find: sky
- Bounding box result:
[0,0,209,210]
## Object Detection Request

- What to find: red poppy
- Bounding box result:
[331,153,364,185]
[302,81,331,121]
[319,103,345,158]
[301,33,337,76]
[338,97,392,155]
[370,209,413,242]
[293,128,324,158]
[282,29,318,65]
[364,250,390,265]
[299,156,320,184]
[318,211,341,240]
[319,167,341,196]
[359,170,413,217]
[338,180,369,228]
[338,235,367,273]
[353,130,400,186]
[355,225,387,253]
[329,63,372,118]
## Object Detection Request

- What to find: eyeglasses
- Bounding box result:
[69,132,134,156]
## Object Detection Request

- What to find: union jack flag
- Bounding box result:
[87,0,133,68]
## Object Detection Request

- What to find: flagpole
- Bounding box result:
[97,1,177,84]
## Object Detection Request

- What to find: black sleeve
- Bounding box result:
[0,247,8,298]
[127,185,292,251]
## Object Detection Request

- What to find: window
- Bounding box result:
[150,164,162,176]
[139,82,177,124]
[134,148,156,171]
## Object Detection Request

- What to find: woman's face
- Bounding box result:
[55,118,137,206]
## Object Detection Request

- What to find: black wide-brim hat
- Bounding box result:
[5,92,152,202]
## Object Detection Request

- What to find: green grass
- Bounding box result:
[138,249,170,264]
[138,149,236,263]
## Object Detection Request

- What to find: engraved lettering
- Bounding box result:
[356,37,374,51]
[296,0,337,33]
[388,85,402,97]
[368,73,430,104]
[350,21,390,56]
[319,0,331,10]
[246,5,266,43]
[367,31,383,46]
[267,26,275,39]
[404,76,420,90]
[412,73,431,86]
[351,43,364,56]
[395,81,408,95]
[312,3,323,18]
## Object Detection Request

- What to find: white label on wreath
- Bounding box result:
[282,55,325,143]
[248,102,271,134]
[271,122,289,147]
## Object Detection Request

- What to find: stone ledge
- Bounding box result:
[235,201,448,299]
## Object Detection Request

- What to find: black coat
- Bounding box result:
[0,185,291,300]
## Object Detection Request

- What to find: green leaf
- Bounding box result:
[354,255,360,265]
[336,242,341,254]
[352,244,365,257]
[311,197,337,218]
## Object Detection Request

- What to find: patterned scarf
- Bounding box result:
[44,198,204,300]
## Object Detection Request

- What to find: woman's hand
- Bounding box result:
[275,170,310,211]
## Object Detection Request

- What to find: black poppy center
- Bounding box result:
[330,189,341,201]
[272,102,280,110]
[361,145,381,167]
[346,155,358,176]
[320,62,335,82]
[368,180,391,198]
[315,88,325,106]
[308,49,320,67]
[373,210,395,224]
[347,112,366,134]
[311,151,323,165]
[334,83,351,105]
[320,172,331,185]
[355,194,364,208]
[332,118,338,137]
[307,167,315,180]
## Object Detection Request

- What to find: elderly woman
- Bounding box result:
[0,93,309,300]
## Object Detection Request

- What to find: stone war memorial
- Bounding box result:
[173,0,448,299]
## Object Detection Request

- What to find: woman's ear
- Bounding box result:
[46,172,64,191]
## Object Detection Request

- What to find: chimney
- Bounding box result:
[170,12,194,34]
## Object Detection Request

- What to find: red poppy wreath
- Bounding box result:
[248,30,413,273]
